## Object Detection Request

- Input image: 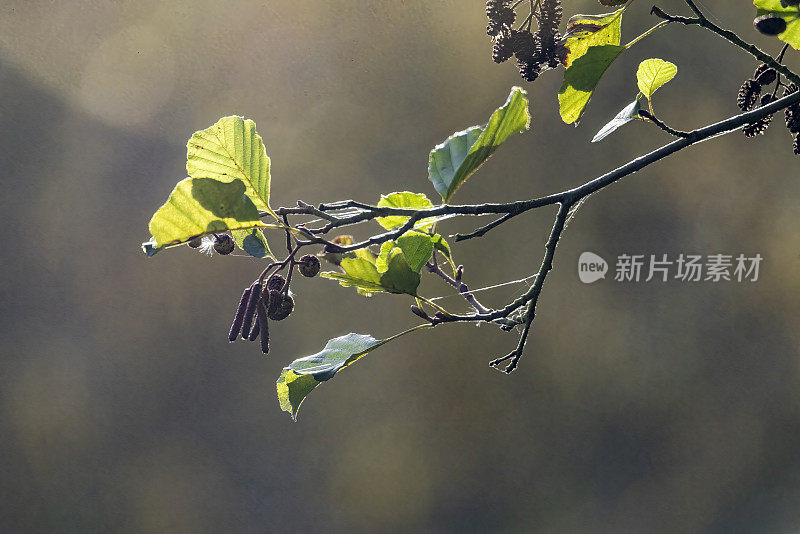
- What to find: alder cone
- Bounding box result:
[213,234,235,255]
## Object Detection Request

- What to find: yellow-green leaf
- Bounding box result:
[146,177,265,250]
[636,58,677,100]
[322,248,421,297]
[186,116,276,218]
[559,44,626,124]
[560,9,625,69]
[376,192,435,232]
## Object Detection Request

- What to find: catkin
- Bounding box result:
[228,288,251,342]
[240,282,262,339]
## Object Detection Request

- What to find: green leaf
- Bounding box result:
[591,99,641,143]
[375,241,395,274]
[396,232,434,273]
[186,116,277,218]
[325,258,385,296]
[558,44,626,124]
[636,59,677,100]
[231,228,274,259]
[560,9,625,69]
[146,177,265,249]
[323,248,421,297]
[755,0,800,50]
[428,87,530,202]
[376,192,435,232]
[276,333,388,420]
[375,233,432,274]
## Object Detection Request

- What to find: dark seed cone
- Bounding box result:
[298,254,321,277]
[228,288,251,342]
[793,134,800,155]
[240,282,262,339]
[256,299,270,354]
[737,79,761,111]
[267,275,286,292]
[755,67,777,87]
[753,63,771,79]
[743,94,776,137]
[784,84,800,133]
[188,237,202,248]
[487,21,501,37]
[268,294,294,321]
[248,312,260,341]
[213,234,235,255]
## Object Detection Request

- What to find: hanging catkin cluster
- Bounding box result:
[738,64,779,138]
[486,0,565,82]
[225,253,319,355]
[737,62,800,153]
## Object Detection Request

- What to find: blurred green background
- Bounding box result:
[2,1,800,532]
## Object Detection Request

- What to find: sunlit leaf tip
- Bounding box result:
[592,99,641,142]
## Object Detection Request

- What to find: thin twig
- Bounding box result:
[638,110,691,138]
[490,202,570,373]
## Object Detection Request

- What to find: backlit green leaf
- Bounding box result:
[396,232,434,273]
[276,371,320,421]
[428,87,530,202]
[636,58,677,100]
[276,333,388,420]
[560,9,625,69]
[375,233,432,274]
[559,44,626,124]
[376,192,435,232]
[146,177,265,250]
[755,0,800,50]
[186,116,277,218]
[323,247,421,297]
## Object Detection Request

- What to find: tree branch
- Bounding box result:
[489,202,570,372]
[652,2,800,86]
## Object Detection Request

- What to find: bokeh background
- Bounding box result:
[2,1,800,532]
